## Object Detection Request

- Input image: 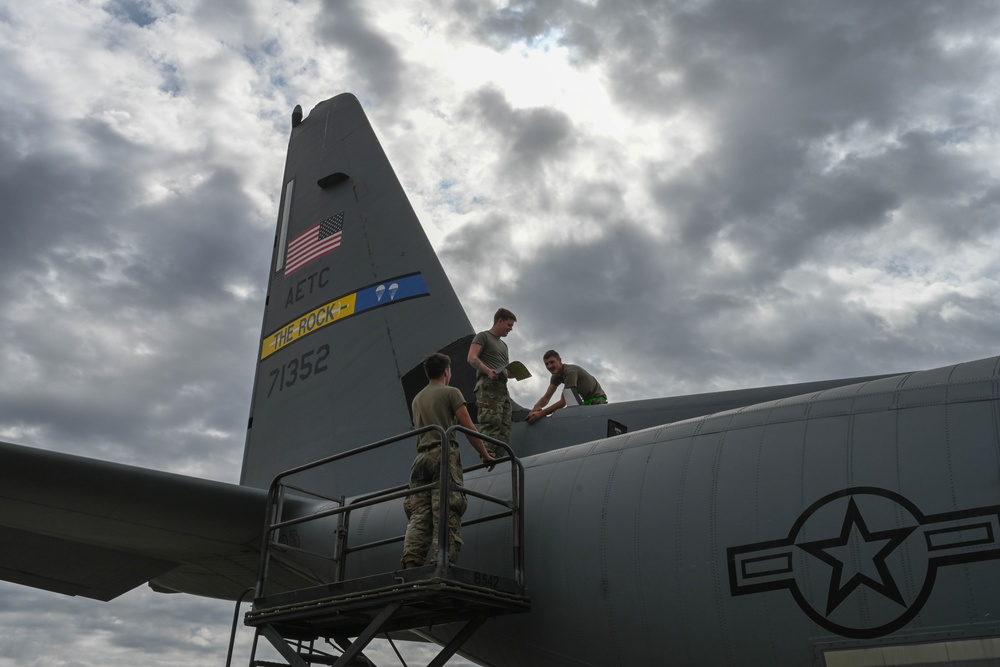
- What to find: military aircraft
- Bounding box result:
[3,93,1000,667]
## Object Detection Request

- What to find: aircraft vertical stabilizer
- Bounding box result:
[240,94,474,496]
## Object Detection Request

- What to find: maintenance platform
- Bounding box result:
[239,425,530,667]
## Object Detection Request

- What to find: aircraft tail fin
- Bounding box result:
[240,94,477,496]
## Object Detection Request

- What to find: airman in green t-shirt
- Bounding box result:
[527,349,608,424]
[402,353,495,569]
[467,308,517,456]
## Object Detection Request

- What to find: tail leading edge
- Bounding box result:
[240,94,475,496]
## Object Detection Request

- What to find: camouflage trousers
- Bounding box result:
[401,444,468,568]
[475,378,511,458]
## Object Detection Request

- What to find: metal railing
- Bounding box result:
[253,425,525,600]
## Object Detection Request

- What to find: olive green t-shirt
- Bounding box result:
[411,382,466,451]
[471,330,509,379]
[550,364,605,401]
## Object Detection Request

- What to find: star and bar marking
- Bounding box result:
[728,487,1000,638]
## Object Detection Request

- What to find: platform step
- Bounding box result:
[246,566,530,641]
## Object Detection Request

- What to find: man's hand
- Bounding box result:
[527,410,543,424]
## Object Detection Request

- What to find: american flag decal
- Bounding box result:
[284,212,345,276]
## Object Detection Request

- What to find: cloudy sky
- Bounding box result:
[1,0,1000,665]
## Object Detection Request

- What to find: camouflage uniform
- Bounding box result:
[402,382,470,569]
[401,444,467,568]
[475,378,511,457]
[471,328,512,458]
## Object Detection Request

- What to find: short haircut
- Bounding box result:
[493,307,517,323]
[543,349,560,360]
[423,352,451,379]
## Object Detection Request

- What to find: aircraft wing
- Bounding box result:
[0,439,269,601]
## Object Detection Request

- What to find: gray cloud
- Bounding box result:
[315,0,405,103]
[460,85,576,193]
